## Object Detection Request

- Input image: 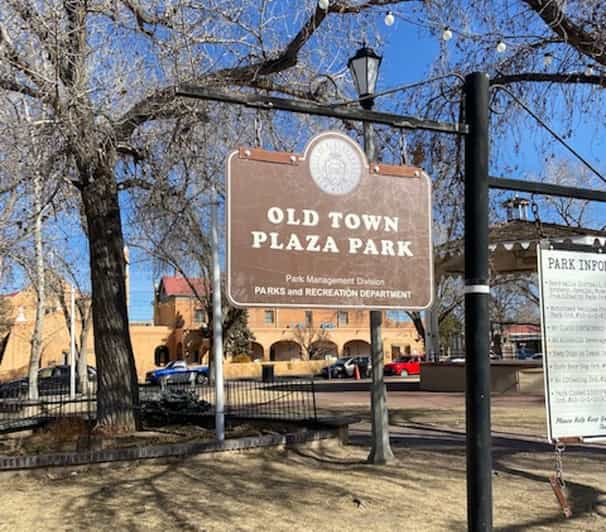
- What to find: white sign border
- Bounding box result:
[225,131,434,311]
[538,242,606,443]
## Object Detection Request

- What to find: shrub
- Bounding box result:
[231,353,252,363]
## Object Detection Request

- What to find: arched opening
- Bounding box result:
[342,339,371,358]
[250,342,264,361]
[309,340,338,360]
[154,345,169,366]
[270,341,302,362]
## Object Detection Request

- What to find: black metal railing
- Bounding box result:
[0,377,317,434]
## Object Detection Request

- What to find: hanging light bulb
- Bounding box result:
[384,11,395,27]
[442,27,453,41]
[318,0,329,10]
[496,40,507,53]
[543,52,553,66]
[585,64,594,76]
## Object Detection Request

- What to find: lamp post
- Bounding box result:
[348,46,394,464]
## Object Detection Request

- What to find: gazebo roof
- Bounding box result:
[436,219,606,276]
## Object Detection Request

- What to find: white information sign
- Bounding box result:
[539,246,606,442]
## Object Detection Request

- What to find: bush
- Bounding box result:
[231,353,252,363]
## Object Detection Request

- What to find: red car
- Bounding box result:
[384,357,421,377]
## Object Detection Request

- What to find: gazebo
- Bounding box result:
[425,201,606,361]
[422,205,606,392]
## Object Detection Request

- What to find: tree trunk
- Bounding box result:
[28,173,45,400]
[80,169,140,432]
[406,311,426,343]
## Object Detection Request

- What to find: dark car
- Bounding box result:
[145,360,209,385]
[321,356,371,379]
[0,365,97,398]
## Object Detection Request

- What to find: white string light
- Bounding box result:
[496,40,507,53]
[318,0,329,10]
[442,27,453,41]
[384,11,395,26]
[543,53,553,66]
[585,64,594,76]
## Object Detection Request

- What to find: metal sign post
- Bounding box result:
[464,72,492,531]
[211,184,225,442]
[70,285,76,399]
[363,121,395,464]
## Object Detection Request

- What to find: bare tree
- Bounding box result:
[46,261,93,393]
[291,322,333,360]
[1,0,421,432]
[27,164,46,400]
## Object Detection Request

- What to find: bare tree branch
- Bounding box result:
[523,0,606,65]
[493,71,606,86]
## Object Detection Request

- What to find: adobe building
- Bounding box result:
[153,275,424,364]
[0,287,172,382]
[0,276,423,382]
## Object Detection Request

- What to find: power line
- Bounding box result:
[492,84,606,185]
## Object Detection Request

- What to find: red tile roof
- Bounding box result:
[505,324,540,335]
[160,276,206,298]
[0,291,20,298]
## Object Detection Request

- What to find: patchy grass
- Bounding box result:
[0,398,605,531]
[0,437,605,531]
[319,402,548,439]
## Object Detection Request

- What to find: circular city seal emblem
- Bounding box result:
[307,133,365,195]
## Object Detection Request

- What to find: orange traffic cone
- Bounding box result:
[354,364,361,380]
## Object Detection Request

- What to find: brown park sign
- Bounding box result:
[226,131,433,310]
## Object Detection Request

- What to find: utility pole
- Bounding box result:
[464,72,492,531]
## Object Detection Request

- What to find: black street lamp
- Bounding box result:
[348,46,382,110]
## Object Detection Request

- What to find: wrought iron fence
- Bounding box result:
[0,378,317,434]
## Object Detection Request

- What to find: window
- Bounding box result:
[337,311,349,327]
[305,311,313,327]
[391,345,401,358]
[264,310,275,324]
[194,309,205,323]
[39,368,54,379]
[154,346,169,366]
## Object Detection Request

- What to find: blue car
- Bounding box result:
[145,360,209,385]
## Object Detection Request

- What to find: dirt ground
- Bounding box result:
[0,398,605,531]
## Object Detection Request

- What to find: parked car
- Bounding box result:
[145,360,209,385]
[384,357,421,377]
[321,356,371,379]
[0,365,97,398]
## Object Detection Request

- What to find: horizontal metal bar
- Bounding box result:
[489,176,606,203]
[176,85,468,135]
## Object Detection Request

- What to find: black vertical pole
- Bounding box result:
[464,72,492,531]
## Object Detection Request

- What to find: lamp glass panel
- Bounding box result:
[349,57,368,95]
[366,57,379,94]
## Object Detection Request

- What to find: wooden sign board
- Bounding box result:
[539,244,606,442]
[226,131,433,310]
